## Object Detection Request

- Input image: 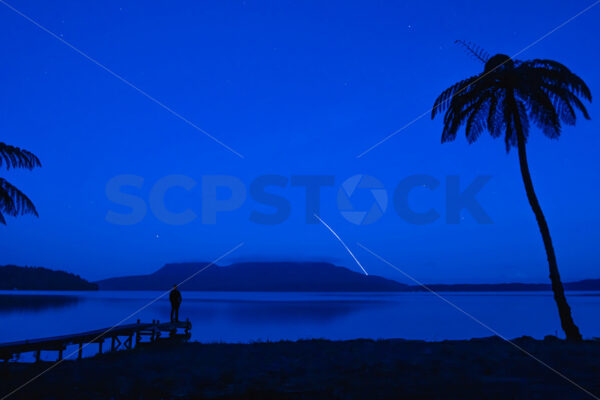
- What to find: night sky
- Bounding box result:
[1,0,599,283]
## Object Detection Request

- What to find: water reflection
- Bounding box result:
[0,291,599,343]
[0,294,81,313]
[214,300,393,323]
[151,298,394,324]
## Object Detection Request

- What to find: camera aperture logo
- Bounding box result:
[337,175,388,225]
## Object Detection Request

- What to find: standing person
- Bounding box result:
[169,284,182,322]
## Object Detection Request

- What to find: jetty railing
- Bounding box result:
[0,318,191,362]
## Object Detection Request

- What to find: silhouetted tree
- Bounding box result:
[432,44,591,341]
[0,143,41,224]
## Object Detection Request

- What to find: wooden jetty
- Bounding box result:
[0,319,191,362]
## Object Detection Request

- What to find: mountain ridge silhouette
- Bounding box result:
[97,262,406,291]
[95,262,600,292]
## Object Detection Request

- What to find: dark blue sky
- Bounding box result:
[1,0,599,283]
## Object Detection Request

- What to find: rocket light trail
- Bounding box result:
[313,214,369,276]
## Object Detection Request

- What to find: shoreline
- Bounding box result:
[2,336,600,399]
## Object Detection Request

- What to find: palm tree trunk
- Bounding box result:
[512,109,582,341]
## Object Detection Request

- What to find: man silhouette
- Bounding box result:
[169,284,182,322]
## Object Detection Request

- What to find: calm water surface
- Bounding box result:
[1,291,599,349]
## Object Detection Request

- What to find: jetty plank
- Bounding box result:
[0,320,191,361]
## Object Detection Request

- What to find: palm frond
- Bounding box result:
[441,109,463,143]
[455,40,490,63]
[431,75,480,118]
[521,60,592,102]
[486,91,504,138]
[465,95,491,143]
[542,83,590,120]
[0,143,41,170]
[0,178,38,224]
[518,88,560,139]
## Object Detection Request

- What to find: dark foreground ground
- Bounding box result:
[2,337,600,399]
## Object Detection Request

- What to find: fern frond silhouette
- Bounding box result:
[0,142,41,225]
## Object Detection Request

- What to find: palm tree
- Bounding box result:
[0,142,41,224]
[432,43,591,341]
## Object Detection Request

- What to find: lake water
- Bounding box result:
[1,290,599,360]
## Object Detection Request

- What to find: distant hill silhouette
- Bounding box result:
[96,262,409,291]
[96,262,600,292]
[0,265,98,290]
